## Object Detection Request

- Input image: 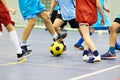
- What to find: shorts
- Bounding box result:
[0,12,15,32]
[56,14,79,28]
[23,14,36,20]
[114,18,120,24]
[23,10,46,20]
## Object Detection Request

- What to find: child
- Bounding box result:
[18,0,67,51]
[49,0,80,51]
[46,4,67,31]
[101,14,120,60]
[74,0,120,51]
[0,0,31,60]
[76,0,105,63]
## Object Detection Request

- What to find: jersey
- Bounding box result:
[116,14,120,18]
[92,0,110,30]
[54,4,59,11]
[18,0,45,17]
[56,0,75,20]
[76,0,97,26]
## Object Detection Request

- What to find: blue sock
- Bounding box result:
[93,50,99,56]
[76,32,93,46]
[21,41,27,46]
[109,47,115,54]
[83,50,88,56]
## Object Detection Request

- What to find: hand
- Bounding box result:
[101,19,105,25]
[9,8,16,14]
[105,8,110,13]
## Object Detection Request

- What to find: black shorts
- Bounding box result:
[56,14,79,28]
[113,18,120,24]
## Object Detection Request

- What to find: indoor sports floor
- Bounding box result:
[0,27,120,80]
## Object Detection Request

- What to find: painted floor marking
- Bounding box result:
[69,65,120,80]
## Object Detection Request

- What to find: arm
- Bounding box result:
[96,0,105,25]
[1,0,16,14]
[49,0,57,15]
[103,5,110,13]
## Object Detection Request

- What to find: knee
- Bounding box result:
[109,24,117,33]
[28,20,36,27]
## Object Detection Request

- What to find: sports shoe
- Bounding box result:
[94,55,101,62]
[63,45,67,51]
[115,43,120,50]
[17,50,31,60]
[21,45,32,52]
[86,56,95,63]
[74,44,84,50]
[57,32,67,39]
[83,55,89,61]
[101,51,116,60]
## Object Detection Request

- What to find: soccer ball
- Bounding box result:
[50,41,64,57]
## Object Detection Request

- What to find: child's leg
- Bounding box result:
[0,26,3,37]
[6,23,22,54]
[0,32,3,37]
[38,11,67,41]
[38,11,59,39]
[21,18,36,46]
[74,32,93,47]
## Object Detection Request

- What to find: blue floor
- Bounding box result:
[0,28,120,80]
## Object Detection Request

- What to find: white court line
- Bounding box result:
[69,65,120,80]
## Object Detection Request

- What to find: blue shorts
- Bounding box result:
[23,14,36,20]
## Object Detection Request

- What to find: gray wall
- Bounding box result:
[8,0,120,27]
[8,0,26,26]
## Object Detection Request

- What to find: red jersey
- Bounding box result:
[76,0,97,26]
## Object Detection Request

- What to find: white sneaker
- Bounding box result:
[94,55,101,62]
[83,55,89,61]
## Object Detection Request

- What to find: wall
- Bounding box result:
[7,0,120,27]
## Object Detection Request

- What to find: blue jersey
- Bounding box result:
[116,14,120,18]
[18,0,45,17]
[56,0,75,20]
[54,4,59,11]
[92,0,110,30]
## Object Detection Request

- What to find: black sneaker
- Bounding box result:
[17,50,31,60]
[21,45,32,52]
[57,32,67,40]
[63,45,67,51]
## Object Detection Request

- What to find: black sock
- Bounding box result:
[83,50,88,56]
[93,50,99,56]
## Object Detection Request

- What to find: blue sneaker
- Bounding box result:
[86,56,95,63]
[115,43,120,50]
[101,51,116,60]
[74,44,84,50]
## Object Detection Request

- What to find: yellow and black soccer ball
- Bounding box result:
[50,41,64,57]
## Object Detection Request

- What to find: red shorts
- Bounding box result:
[76,10,97,26]
[0,3,14,32]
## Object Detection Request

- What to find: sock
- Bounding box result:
[0,32,3,37]
[93,50,99,56]
[52,33,58,40]
[9,30,22,54]
[76,32,93,46]
[21,41,27,46]
[109,47,115,54]
[83,50,88,56]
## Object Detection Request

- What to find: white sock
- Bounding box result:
[0,32,3,37]
[52,33,58,40]
[9,30,22,54]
